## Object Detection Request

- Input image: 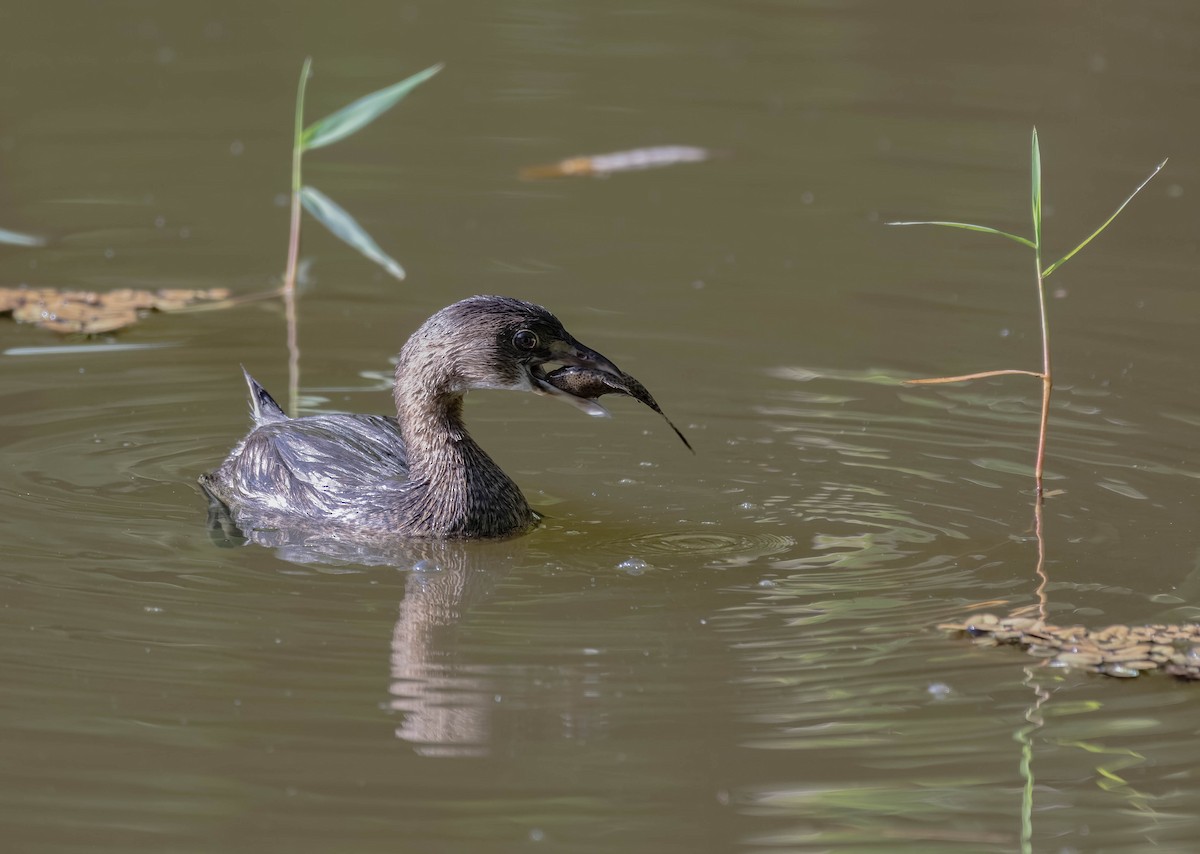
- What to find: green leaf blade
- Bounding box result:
[301,63,443,152]
[292,57,312,190]
[1031,127,1042,254]
[301,186,406,280]
[1043,158,1167,277]
[0,226,45,247]
[886,220,1036,249]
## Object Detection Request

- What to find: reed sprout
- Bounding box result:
[284,58,441,293]
[890,128,1165,499]
[280,58,441,411]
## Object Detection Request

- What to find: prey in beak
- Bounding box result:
[528,336,693,453]
[528,336,624,419]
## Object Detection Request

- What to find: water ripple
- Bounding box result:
[593,529,796,563]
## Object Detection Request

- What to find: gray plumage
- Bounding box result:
[200,295,641,541]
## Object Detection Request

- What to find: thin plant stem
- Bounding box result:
[1029,128,1050,501]
[1020,131,1049,849]
[1033,257,1051,500]
[285,284,300,417]
[283,57,311,297]
[284,57,311,416]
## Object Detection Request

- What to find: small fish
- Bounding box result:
[545,364,693,452]
[520,145,715,180]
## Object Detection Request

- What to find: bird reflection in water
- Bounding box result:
[387,538,519,757]
[207,511,536,758]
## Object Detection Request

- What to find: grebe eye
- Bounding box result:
[513,329,539,350]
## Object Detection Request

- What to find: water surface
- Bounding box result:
[3,2,1200,851]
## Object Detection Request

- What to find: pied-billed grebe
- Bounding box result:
[200,295,686,541]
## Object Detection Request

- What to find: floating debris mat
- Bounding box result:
[940,613,1200,679]
[0,286,232,334]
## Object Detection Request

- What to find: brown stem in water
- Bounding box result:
[283,191,302,298]
[1032,257,1051,501]
[285,284,300,417]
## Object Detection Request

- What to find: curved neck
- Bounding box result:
[392,367,533,538]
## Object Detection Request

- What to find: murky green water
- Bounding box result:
[4,2,1200,851]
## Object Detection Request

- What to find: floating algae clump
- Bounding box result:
[940,613,1200,680]
[0,286,232,333]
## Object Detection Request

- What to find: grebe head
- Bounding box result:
[397,295,623,417]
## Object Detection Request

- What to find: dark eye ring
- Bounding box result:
[513,329,539,350]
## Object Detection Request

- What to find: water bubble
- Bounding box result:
[617,557,648,575]
[412,559,441,573]
[927,682,952,698]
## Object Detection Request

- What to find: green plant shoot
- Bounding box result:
[301,64,443,152]
[888,128,1165,498]
[300,186,406,280]
[284,59,442,291]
